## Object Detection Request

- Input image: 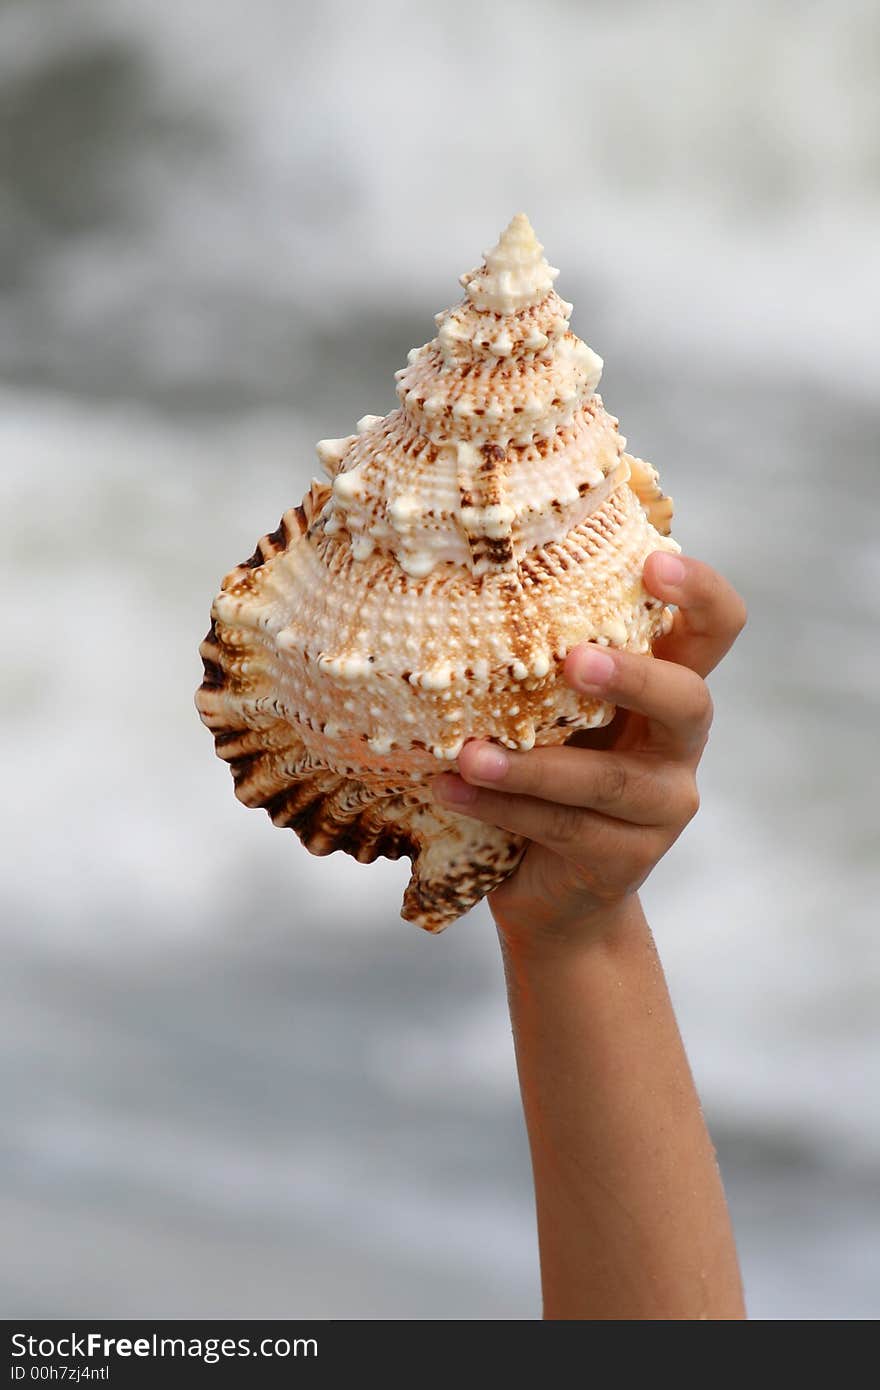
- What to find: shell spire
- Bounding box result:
[196,214,678,934]
[462,212,560,315]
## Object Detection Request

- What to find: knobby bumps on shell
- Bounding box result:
[195,214,678,933]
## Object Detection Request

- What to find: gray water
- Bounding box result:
[2,0,879,1319]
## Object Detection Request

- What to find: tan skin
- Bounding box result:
[434,551,748,1320]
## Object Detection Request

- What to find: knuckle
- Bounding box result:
[543,802,584,849]
[731,593,748,637]
[678,670,713,733]
[693,678,714,729]
[698,563,725,604]
[679,778,701,823]
[595,756,629,807]
[697,565,747,638]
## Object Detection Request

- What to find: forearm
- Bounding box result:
[499,896,745,1320]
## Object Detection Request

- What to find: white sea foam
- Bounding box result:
[1,0,877,401]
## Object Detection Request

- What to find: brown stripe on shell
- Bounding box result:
[237,510,295,573]
[401,831,525,933]
[457,437,513,571]
[482,536,515,565]
[220,495,321,589]
[199,621,226,690]
[329,814,417,865]
[256,772,421,866]
[479,442,506,468]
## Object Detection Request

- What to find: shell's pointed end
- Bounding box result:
[466,212,559,316]
[490,211,543,260]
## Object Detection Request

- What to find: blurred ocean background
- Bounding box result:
[2,0,879,1319]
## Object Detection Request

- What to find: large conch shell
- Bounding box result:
[196,214,678,932]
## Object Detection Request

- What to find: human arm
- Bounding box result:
[498,895,743,1320]
[434,553,748,1319]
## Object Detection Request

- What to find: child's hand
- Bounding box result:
[433,554,747,948]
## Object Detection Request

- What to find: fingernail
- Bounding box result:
[433,774,477,805]
[654,553,686,587]
[570,646,615,689]
[467,745,509,782]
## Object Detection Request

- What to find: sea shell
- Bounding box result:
[196,214,678,932]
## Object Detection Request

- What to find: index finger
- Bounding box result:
[643,552,747,678]
[564,643,712,757]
